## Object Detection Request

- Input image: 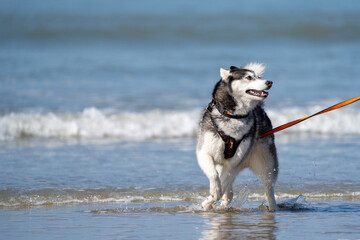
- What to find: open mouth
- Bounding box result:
[246,89,269,98]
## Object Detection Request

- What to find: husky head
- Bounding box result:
[213,63,272,112]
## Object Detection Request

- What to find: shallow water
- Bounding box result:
[1,0,360,239]
[1,136,360,208]
[1,136,360,239]
[2,199,360,240]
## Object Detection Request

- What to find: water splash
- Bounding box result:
[277,195,313,211]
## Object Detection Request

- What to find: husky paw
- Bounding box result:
[201,197,216,211]
[220,190,233,208]
[267,204,278,212]
[219,202,229,209]
[258,201,278,212]
[219,197,232,209]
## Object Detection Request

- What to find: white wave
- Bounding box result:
[0,190,203,208]
[1,190,360,208]
[0,107,200,141]
[0,105,359,141]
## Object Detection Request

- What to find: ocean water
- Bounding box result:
[1,0,360,239]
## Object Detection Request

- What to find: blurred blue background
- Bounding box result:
[0,0,360,139]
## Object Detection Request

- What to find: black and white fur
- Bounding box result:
[197,63,278,211]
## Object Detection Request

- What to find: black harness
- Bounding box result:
[207,100,252,159]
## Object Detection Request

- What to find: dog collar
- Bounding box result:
[207,100,249,119]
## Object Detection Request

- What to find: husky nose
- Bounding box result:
[266,81,273,87]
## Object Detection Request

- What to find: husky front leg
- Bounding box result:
[218,165,236,208]
[197,152,222,210]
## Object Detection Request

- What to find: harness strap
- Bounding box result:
[209,115,251,159]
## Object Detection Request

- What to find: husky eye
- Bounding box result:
[246,76,253,80]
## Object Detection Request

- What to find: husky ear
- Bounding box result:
[220,68,230,80]
[230,66,241,72]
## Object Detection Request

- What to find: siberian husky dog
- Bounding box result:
[196,63,278,211]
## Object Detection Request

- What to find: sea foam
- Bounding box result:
[1,187,360,209]
[0,106,359,141]
[0,108,200,141]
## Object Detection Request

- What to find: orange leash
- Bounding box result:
[261,96,360,138]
